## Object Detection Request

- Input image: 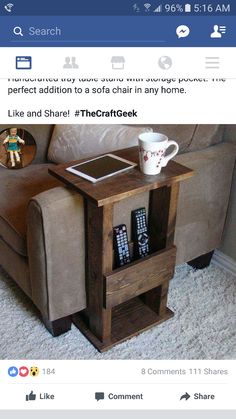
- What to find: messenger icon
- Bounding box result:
[176,25,190,38]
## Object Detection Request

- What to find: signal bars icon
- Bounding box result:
[154,5,162,13]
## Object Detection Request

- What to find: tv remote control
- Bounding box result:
[113,224,131,268]
[132,207,149,259]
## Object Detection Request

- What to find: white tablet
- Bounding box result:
[66,153,137,183]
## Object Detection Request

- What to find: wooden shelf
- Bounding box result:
[104,245,176,308]
[73,298,174,352]
[50,146,194,352]
[49,146,194,207]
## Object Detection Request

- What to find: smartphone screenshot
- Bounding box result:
[0,1,235,418]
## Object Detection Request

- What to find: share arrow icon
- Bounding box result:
[180,392,191,401]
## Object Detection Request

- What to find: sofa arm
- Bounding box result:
[27,186,86,321]
[223,125,236,145]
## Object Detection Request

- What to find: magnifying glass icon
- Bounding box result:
[13,26,23,36]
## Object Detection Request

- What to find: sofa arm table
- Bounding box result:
[49,146,194,352]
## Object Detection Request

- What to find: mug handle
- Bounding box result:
[161,141,179,167]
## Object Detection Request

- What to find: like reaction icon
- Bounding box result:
[8,366,18,377]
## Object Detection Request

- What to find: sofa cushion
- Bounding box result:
[0,164,60,256]
[173,142,236,263]
[48,125,224,164]
[47,124,152,163]
[135,124,223,153]
[188,125,223,152]
[132,124,197,153]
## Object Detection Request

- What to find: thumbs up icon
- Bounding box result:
[26,391,36,401]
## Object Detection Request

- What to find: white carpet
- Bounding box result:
[0,263,235,360]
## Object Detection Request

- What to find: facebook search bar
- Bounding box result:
[12,25,62,37]
[2,16,166,46]
[0,16,235,46]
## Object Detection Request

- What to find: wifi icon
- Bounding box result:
[4,3,14,13]
[144,3,152,12]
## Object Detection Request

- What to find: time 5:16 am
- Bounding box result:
[194,4,231,13]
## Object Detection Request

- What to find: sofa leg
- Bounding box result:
[42,314,72,337]
[187,250,214,270]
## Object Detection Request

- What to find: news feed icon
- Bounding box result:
[16,56,32,70]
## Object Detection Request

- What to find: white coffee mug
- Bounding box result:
[138,132,179,175]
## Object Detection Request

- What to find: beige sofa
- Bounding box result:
[0,124,235,336]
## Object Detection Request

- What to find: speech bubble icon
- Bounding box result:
[95,392,105,401]
[176,25,190,38]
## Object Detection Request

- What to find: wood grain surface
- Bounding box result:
[49,146,194,207]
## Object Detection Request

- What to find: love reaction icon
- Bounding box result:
[19,366,29,377]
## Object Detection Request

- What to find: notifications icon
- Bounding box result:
[176,25,190,38]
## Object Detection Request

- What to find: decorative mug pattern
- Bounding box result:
[139,147,165,170]
[138,132,179,175]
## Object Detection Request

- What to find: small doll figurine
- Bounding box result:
[3,127,25,167]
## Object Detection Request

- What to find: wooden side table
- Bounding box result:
[49,146,194,352]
